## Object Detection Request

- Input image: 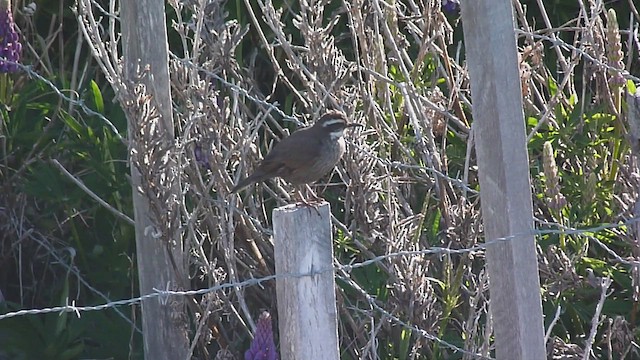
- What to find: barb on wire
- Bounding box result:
[0,273,279,321]
[3,215,639,321]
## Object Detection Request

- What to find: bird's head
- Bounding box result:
[314,111,362,140]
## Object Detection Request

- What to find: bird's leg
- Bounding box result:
[293,185,322,213]
[304,184,324,203]
[293,186,306,204]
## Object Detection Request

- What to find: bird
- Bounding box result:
[231,110,360,202]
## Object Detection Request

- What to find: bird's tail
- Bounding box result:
[231,178,251,193]
[231,174,265,193]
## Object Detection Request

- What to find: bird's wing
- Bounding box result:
[258,130,322,178]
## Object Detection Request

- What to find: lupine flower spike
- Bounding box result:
[0,0,21,73]
[245,311,278,360]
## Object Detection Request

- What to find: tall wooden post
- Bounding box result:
[460,0,546,358]
[121,0,189,358]
[273,203,340,360]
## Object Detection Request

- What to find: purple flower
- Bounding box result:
[0,1,21,73]
[245,312,278,360]
[442,0,460,13]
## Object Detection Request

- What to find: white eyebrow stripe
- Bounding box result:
[321,118,346,127]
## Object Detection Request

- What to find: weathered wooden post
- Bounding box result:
[460,0,546,358]
[273,202,340,360]
[121,0,188,358]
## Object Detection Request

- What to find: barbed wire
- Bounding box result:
[169,53,482,196]
[4,60,125,142]
[168,53,302,126]
[0,264,487,357]
[342,276,494,360]
[7,25,633,204]
[5,26,635,149]
[3,215,638,322]
[4,25,483,357]
[25,227,142,333]
[2,8,639,359]
[4,214,636,359]
[515,30,640,83]
[535,217,640,266]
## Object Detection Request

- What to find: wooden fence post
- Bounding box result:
[273,203,340,360]
[460,0,546,358]
[120,0,188,358]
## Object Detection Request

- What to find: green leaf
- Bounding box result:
[61,112,83,135]
[548,76,558,97]
[90,80,104,113]
[399,327,411,360]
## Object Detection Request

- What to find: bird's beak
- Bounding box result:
[346,123,363,128]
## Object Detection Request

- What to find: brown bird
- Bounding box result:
[231,110,360,200]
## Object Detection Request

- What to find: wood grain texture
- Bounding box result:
[274,203,339,360]
[460,0,546,358]
[121,0,189,358]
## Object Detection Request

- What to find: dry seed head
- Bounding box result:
[606,9,625,85]
[542,141,567,210]
[543,141,559,190]
[583,172,597,206]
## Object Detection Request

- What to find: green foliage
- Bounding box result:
[1,70,138,353]
[529,85,638,355]
[0,1,138,356]
[2,0,638,358]
[0,306,85,360]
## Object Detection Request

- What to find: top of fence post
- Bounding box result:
[273,202,339,360]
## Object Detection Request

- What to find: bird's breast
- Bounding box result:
[320,137,346,165]
[283,138,346,185]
